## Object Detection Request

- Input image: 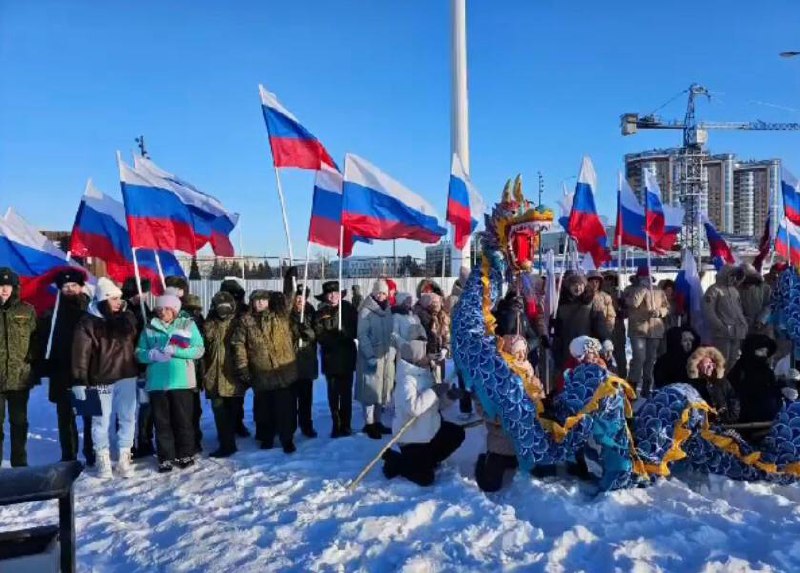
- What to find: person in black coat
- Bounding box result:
[552,274,611,370]
[290,289,319,438]
[728,334,789,424]
[313,281,358,438]
[40,269,93,463]
[653,326,701,389]
[687,346,740,424]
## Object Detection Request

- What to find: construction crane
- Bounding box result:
[621,84,800,259]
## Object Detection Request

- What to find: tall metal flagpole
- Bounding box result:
[300,242,311,324]
[451,0,471,274]
[273,169,295,268]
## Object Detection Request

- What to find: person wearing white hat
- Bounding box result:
[72,277,140,478]
[136,287,205,473]
[355,279,396,439]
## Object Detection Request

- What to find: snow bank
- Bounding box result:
[2,383,799,572]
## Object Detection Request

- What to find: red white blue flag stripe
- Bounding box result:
[342,154,446,244]
[133,157,239,257]
[308,165,362,257]
[644,170,666,242]
[782,166,800,226]
[568,156,610,266]
[259,84,338,172]
[776,218,800,266]
[446,154,484,250]
[703,215,737,269]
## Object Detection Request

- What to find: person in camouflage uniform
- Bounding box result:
[202,291,246,458]
[0,268,38,467]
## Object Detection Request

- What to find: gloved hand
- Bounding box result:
[431,383,450,399]
[236,369,252,386]
[148,348,171,363]
[782,387,799,401]
[162,345,175,357]
[539,335,551,350]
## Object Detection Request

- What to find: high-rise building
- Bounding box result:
[624,150,779,239]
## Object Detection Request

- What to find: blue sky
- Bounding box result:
[2,0,799,260]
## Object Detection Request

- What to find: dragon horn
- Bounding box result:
[513,174,524,205]
[501,179,513,203]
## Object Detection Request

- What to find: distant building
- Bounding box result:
[425,243,453,277]
[624,149,779,238]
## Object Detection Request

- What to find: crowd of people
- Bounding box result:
[0,261,797,491]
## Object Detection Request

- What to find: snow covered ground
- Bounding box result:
[3,380,800,572]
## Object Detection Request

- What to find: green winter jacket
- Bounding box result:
[231,301,297,392]
[202,314,246,398]
[136,316,205,392]
[0,292,38,392]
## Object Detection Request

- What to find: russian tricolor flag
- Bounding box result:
[446,154,484,250]
[0,208,88,314]
[703,215,737,269]
[782,167,800,226]
[308,165,359,257]
[342,154,446,244]
[568,156,610,266]
[259,84,338,172]
[118,155,198,254]
[652,205,684,253]
[71,182,184,291]
[644,170,666,242]
[674,248,706,339]
[614,175,647,250]
[776,218,800,266]
[133,157,239,257]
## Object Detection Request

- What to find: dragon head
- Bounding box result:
[482,175,554,273]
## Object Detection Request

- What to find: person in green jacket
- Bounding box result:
[0,268,38,467]
[231,289,298,453]
[136,289,204,473]
[202,291,246,458]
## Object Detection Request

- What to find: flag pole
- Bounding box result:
[617,172,623,276]
[338,225,345,330]
[441,233,448,285]
[131,247,149,325]
[45,251,71,360]
[272,168,295,267]
[153,250,167,290]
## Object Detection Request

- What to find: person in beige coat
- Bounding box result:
[704,264,748,370]
[587,271,616,334]
[625,267,670,397]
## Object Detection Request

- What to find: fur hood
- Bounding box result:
[687,346,726,379]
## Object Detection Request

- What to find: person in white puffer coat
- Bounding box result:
[381,324,465,486]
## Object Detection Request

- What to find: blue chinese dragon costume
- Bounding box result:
[451,178,800,490]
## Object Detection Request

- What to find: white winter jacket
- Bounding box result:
[392,358,442,445]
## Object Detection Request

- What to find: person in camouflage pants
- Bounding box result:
[0,267,38,467]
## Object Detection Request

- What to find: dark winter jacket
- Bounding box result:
[231,296,297,392]
[40,293,90,400]
[0,291,38,392]
[71,302,139,386]
[494,294,540,363]
[687,346,740,424]
[290,307,319,381]
[202,309,245,398]
[728,334,784,423]
[653,326,701,389]
[313,301,358,377]
[553,283,610,368]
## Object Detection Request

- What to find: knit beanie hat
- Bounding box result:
[569,336,601,360]
[94,277,123,302]
[502,334,528,357]
[155,287,182,312]
[372,279,390,296]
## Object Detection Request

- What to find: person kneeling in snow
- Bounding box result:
[382,325,465,486]
[475,335,550,492]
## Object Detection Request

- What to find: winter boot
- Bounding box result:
[131,442,155,460]
[382,449,402,479]
[176,457,195,469]
[158,460,174,473]
[365,424,383,440]
[300,425,318,439]
[95,450,113,479]
[376,422,392,435]
[209,447,237,459]
[117,450,134,479]
[236,423,251,438]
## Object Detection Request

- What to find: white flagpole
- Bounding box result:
[131,247,149,325]
[45,251,72,360]
[239,224,246,281]
[617,172,624,275]
[451,0,471,273]
[272,168,295,268]
[441,233,448,284]
[338,226,345,330]
[153,250,167,290]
